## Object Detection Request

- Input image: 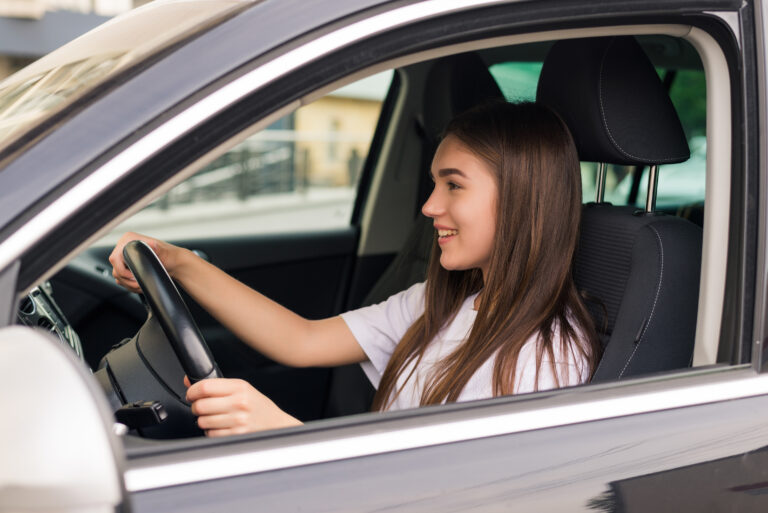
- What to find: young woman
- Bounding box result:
[110,101,600,436]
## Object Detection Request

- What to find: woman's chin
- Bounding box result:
[439,257,466,272]
[439,260,456,271]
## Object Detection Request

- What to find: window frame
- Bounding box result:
[0,0,754,493]
[124,25,744,495]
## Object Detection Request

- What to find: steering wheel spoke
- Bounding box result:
[122,240,221,382]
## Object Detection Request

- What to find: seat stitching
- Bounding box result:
[619,224,664,378]
[598,41,688,164]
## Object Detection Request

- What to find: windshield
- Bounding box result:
[0,0,250,152]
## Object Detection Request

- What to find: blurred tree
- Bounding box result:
[668,70,707,140]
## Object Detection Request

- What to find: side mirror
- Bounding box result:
[0,326,127,512]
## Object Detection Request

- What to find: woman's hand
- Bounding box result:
[109,232,186,293]
[184,376,303,436]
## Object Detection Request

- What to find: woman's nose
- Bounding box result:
[421,189,443,218]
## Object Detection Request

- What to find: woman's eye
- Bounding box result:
[447,182,460,190]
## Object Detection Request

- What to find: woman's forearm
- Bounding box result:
[169,248,365,368]
[110,232,364,368]
[169,249,319,367]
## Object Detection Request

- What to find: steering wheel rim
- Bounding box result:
[122,240,221,383]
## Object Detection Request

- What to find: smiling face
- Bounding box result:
[422,135,498,280]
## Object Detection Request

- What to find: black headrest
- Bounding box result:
[422,52,505,141]
[536,36,689,165]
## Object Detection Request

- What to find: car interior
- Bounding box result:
[15,25,729,440]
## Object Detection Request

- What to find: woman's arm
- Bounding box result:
[109,232,365,368]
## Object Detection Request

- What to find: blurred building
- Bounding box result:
[294,72,392,187]
[0,0,138,80]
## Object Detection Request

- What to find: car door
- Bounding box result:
[1,0,765,511]
[127,372,768,512]
[113,2,761,511]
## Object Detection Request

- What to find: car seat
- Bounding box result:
[536,36,703,381]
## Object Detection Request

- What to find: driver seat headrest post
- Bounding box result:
[595,162,607,203]
[644,164,660,214]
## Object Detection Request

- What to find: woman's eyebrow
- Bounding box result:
[437,168,467,178]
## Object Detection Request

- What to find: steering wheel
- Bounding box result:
[122,240,221,383]
[93,240,222,438]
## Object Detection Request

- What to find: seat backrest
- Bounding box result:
[537,37,702,382]
[576,205,702,380]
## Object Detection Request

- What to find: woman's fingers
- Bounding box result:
[109,231,144,290]
[113,273,141,293]
[189,396,237,416]
[196,412,251,431]
[186,379,257,434]
[196,413,233,430]
[108,231,172,293]
[186,377,249,402]
[185,378,302,436]
[205,428,247,438]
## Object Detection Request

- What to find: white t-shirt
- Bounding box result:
[340,282,589,411]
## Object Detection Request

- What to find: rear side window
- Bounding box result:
[596,42,707,215]
[628,69,707,210]
[487,38,706,219]
[488,61,542,101]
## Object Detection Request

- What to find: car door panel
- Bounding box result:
[129,392,768,512]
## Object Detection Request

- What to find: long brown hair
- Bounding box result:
[371,101,600,411]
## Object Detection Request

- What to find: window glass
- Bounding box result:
[488,61,543,101]
[0,0,244,152]
[586,163,633,204]
[97,71,394,245]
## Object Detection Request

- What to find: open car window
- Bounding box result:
[59,30,724,436]
[3,0,736,452]
[485,38,706,218]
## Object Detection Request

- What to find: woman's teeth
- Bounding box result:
[438,229,458,238]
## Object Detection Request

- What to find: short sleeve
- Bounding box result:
[340,282,426,388]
